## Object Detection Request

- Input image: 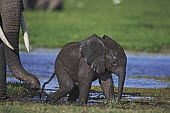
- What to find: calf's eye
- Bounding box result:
[112,61,117,66]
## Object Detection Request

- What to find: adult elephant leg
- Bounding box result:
[67,86,79,103]
[0,13,7,99]
[23,0,36,10]
[99,72,114,101]
[0,43,6,99]
[48,0,63,10]
[35,0,48,10]
[1,0,40,89]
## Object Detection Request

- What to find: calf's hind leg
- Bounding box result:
[46,74,75,103]
[67,86,79,103]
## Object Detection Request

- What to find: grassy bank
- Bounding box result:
[0,102,169,113]
[0,82,169,113]
[22,0,170,52]
[6,82,38,98]
[128,76,170,83]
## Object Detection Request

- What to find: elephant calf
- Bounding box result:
[42,34,127,105]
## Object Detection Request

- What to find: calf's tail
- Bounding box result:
[41,72,56,98]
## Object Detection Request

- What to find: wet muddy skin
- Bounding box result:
[6,48,170,104]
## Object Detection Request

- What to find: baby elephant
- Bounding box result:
[42,34,127,105]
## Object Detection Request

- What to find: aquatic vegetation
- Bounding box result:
[91,86,170,98]
[91,86,170,103]
[128,76,170,82]
[7,82,38,98]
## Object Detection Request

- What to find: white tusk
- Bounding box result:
[23,31,29,52]
[0,26,14,50]
[21,12,30,52]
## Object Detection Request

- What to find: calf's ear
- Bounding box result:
[80,34,106,74]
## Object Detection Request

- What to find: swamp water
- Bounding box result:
[7,48,170,103]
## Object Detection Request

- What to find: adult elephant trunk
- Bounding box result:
[1,0,40,89]
[117,71,126,102]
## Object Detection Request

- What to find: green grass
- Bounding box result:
[0,82,169,113]
[0,102,169,113]
[20,0,170,52]
[128,76,170,83]
[91,86,170,99]
[7,82,38,98]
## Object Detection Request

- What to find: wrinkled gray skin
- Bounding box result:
[43,34,127,105]
[0,0,40,99]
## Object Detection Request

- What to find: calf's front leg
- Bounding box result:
[77,59,93,105]
[99,72,114,101]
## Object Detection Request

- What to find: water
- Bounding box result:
[7,48,170,89]
[127,52,170,77]
[6,48,170,103]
